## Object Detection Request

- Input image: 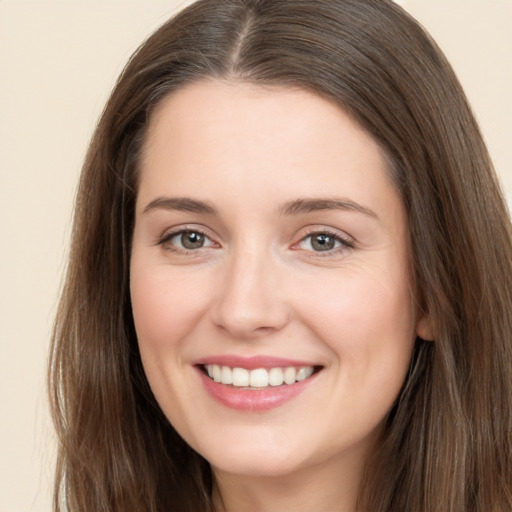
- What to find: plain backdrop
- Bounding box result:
[1,1,510,511]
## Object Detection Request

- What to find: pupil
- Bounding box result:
[312,234,335,251]
[182,231,204,249]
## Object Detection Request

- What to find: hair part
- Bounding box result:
[49,1,512,510]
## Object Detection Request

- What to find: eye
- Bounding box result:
[160,229,216,251]
[297,231,353,253]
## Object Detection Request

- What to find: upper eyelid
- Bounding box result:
[165,229,213,244]
[154,224,218,250]
[291,226,357,256]
[294,225,355,243]
[296,233,354,250]
[157,224,215,242]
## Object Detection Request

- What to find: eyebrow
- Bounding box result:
[142,195,377,219]
[143,196,217,215]
[280,198,378,218]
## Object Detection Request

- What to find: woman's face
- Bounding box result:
[130,80,430,479]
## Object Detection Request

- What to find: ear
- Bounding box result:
[415,315,434,341]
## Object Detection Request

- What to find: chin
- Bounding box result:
[211,454,305,478]
[189,430,305,478]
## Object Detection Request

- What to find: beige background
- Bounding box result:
[1,1,510,510]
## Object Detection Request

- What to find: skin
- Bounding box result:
[130,80,432,512]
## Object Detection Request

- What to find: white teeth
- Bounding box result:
[249,368,269,387]
[232,367,250,387]
[296,367,314,381]
[268,367,284,386]
[204,364,316,388]
[283,367,296,385]
[212,364,222,382]
[221,365,232,385]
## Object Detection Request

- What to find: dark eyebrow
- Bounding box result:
[143,196,217,215]
[280,198,378,218]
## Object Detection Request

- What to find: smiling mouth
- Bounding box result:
[202,364,321,389]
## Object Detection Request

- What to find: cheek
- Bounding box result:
[298,269,416,443]
[130,262,211,358]
[129,261,214,434]
[302,266,413,337]
[296,264,416,386]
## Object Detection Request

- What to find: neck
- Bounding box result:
[211,452,368,512]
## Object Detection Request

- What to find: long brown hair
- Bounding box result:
[48,1,512,510]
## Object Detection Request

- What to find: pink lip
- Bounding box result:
[193,356,321,412]
[194,354,318,370]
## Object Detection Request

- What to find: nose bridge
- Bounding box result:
[212,239,289,338]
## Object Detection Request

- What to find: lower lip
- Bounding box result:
[197,368,319,411]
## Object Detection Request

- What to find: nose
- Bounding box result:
[211,246,290,339]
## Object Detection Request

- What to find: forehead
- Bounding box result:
[143,80,379,165]
[138,80,402,224]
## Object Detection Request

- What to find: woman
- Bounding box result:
[48,0,512,511]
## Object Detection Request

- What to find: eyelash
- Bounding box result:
[156,226,217,255]
[295,229,355,257]
[156,227,355,256]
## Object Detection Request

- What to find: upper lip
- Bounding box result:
[193,355,321,370]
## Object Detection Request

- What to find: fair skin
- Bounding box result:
[130,80,432,512]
